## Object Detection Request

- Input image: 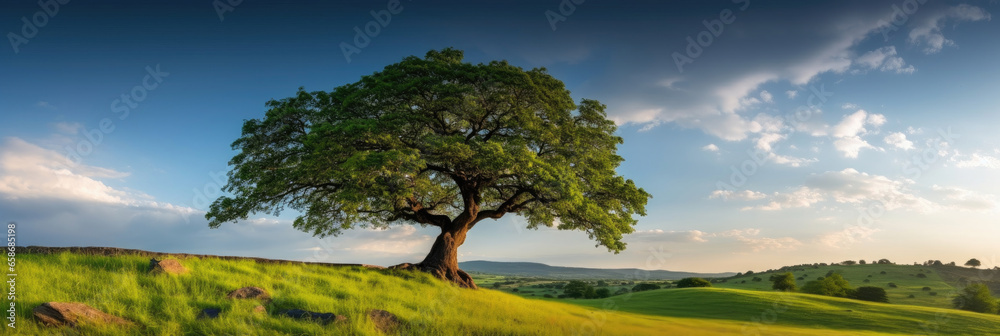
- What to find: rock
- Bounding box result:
[226,286,271,303]
[148,258,188,275]
[253,305,266,314]
[198,308,222,319]
[33,302,133,327]
[276,309,346,324]
[367,309,400,333]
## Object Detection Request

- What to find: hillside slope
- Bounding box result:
[14,250,941,335]
[569,287,1000,335]
[459,260,735,280]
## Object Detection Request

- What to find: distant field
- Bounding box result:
[716,264,958,308]
[568,287,1000,336]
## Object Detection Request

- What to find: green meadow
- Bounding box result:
[13,252,1000,335]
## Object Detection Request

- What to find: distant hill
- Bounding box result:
[459,260,735,280]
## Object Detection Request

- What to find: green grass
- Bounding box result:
[716,264,957,308]
[16,252,1000,335]
[568,287,1000,335]
[14,252,907,336]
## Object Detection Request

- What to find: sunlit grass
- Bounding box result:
[15,252,996,335]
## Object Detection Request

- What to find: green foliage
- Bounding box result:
[632,283,662,292]
[676,277,712,288]
[851,286,889,303]
[563,280,592,299]
[953,283,999,314]
[801,273,853,298]
[595,288,611,298]
[205,48,650,256]
[966,258,982,268]
[770,272,797,291]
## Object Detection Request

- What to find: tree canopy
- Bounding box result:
[205,48,650,288]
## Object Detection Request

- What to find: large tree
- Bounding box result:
[205,49,650,288]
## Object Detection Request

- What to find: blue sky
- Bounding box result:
[2,0,998,273]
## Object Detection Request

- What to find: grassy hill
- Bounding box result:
[459,260,735,280]
[568,287,1000,335]
[15,251,1000,335]
[714,264,992,309]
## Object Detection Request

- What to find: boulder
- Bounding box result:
[226,286,271,303]
[276,309,346,324]
[198,308,222,319]
[33,302,133,327]
[367,309,400,333]
[148,258,188,275]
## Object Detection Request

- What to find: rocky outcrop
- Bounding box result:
[276,309,347,324]
[367,309,400,333]
[33,302,133,327]
[226,286,271,303]
[148,258,188,275]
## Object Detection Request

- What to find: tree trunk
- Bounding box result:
[404,227,477,289]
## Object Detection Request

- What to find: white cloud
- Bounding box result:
[841,103,858,110]
[953,152,1000,169]
[713,229,802,252]
[930,185,996,211]
[909,5,991,54]
[884,132,914,150]
[709,189,767,201]
[817,226,880,248]
[747,187,824,211]
[854,46,915,74]
[766,153,818,167]
[759,90,773,103]
[37,101,55,109]
[702,144,719,152]
[627,229,709,243]
[830,110,885,158]
[755,133,785,152]
[785,90,798,99]
[805,168,935,212]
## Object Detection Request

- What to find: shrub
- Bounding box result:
[770,273,797,291]
[595,288,611,299]
[543,294,554,298]
[852,286,890,303]
[953,284,999,313]
[557,294,567,298]
[801,273,852,298]
[888,283,898,288]
[563,280,592,298]
[930,292,938,296]
[863,279,870,283]
[908,294,915,298]
[751,277,763,282]
[880,271,887,275]
[632,283,662,292]
[797,277,805,281]
[676,277,712,288]
[922,287,932,291]
[916,273,928,278]
[741,280,746,284]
